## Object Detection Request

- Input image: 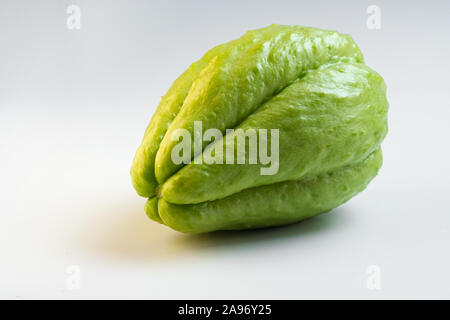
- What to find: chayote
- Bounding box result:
[131,24,388,233]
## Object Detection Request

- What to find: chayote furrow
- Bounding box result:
[161,61,388,204]
[148,148,382,233]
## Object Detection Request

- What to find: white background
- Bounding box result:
[1,0,449,299]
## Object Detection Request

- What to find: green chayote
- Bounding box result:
[131,24,388,233]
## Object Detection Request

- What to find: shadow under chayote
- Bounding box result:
[87,199,353,263]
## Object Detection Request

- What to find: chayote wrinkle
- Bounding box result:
[131,29,276,198]
[144,197,162,224]
[160,61,387,205]
[131,40,239,198]
[153,26,364,186]
[149,148,383,233]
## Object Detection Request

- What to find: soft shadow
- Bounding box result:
[88,200,352,263]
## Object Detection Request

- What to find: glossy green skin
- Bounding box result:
[150,149,382,233]
[162,61,387,204]
[131,25,388,233]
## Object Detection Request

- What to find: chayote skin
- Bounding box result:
[131,25,388,233]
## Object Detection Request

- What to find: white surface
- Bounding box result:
[1,0,450,299]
